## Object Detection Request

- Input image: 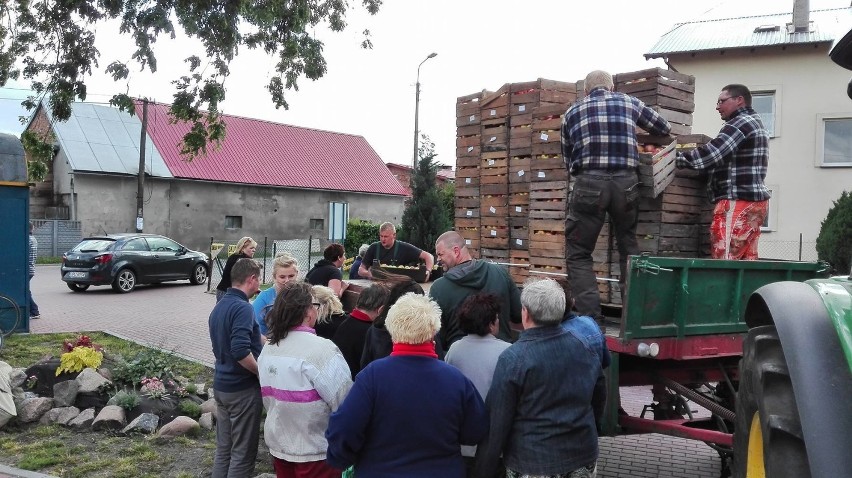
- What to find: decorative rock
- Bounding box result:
[200,398,217,415]
[194,384,208,398]
[92,405,126,431]
[18,397,54,423]
[97,367,112,381]
[9,368,27,388]
[155,416,200,440]
[40,406,80,426]
[53,380,80,407]
[75,368,111,393]
[68,407,96,428]
[121,412,159,435]
[0,409,13,429]
[199,412,214,430]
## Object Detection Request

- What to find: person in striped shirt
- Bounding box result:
[676,84,771,260]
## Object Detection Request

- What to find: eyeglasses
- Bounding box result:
[716,96,737,106]
[311,302,321,308]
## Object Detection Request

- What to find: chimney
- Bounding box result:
[791,0,810,32]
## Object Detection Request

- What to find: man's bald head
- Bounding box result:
[435,231,471,271]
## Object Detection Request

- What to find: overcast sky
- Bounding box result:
[2,0,849,167]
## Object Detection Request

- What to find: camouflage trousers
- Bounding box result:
[505,462,597,478]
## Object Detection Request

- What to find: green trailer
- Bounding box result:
[598,255,852,478]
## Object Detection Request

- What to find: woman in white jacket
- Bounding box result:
[258,281,352,478]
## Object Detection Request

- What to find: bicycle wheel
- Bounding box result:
[0,294,21,337]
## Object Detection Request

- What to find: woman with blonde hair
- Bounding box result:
[216,236,258,302]
[253,252,299,340]
[326,293,487,477]
[311,285,348,340]
[258,281,352,478]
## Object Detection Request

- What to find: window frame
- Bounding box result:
[750,88,778,138]
[224,215,243,230]
[815,114,852,168]
[309,218,324,230]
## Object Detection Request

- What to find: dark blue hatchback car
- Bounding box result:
[61,233,209,293]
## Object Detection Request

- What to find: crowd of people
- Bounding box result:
[209,230,609,478]
[208,68,768,478]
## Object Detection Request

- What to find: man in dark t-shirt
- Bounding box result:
[358,222,434,280]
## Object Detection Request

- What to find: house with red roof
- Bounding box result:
[25,101,407,250]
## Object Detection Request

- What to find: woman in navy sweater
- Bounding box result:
[325,293,487,477]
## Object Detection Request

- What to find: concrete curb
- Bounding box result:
[0,464,58,478]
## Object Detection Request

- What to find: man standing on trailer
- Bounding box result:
[561,70,671,321]
[676,84,770,260]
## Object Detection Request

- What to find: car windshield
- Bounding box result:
[71,239,115,253]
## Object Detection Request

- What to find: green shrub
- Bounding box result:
[110,349,178,387]
[112,390,142,411]
[398,136,452,254]
[178,400,202,419]
[816,191,852,274]
[184,383,198,395]
[345,219,381,258]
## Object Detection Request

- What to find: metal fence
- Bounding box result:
[32,219,82,257]
[759,236,818,262]
[208,236,324,290]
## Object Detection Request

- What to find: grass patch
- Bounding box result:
[36,256,63,264]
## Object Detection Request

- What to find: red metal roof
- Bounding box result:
[135,101,407,196]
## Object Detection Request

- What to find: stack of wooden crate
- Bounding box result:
[614,68,695,135]
[455,79,577,272]
[455,70,712,309]
[455,91,490,258]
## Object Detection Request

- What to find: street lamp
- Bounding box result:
[413,52,437,169]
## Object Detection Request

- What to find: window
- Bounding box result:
[147,237,181,252]
[309,218,324,230]
[819,117,852,167]
[122,238,149,251]
[752,92,776,137]
[225,215,242,229]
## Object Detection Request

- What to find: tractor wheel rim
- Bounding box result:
[746,411,766,478]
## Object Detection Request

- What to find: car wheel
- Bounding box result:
[190,263,208,285]
[67,282,90,292]
[111,268,137,293]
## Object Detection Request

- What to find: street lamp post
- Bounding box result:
[413,52,437,169]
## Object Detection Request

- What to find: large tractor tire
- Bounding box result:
[734,281,852,478]
[733,325,808,478]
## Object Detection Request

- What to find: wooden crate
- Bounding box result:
[481,194,509,217]
[456,90,492,126]
[638,139,677,198]
[509,155,531,181]
[528,255,568,277]
[480,84,510,120]
[480,248,510,264]
[510,216,529,250]
[529,181,568,220]
[530,154,567,182]
[509,250,531,286]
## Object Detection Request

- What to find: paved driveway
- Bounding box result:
[27,264,724,478]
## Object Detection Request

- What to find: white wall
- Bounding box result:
[668,44,852,260]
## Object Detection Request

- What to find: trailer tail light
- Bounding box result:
[637,342,660,358]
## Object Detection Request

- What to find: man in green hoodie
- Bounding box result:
[430,231,522,349]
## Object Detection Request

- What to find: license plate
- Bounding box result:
[67,272,87,279]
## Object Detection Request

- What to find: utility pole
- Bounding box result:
[136,98,148,233]
[413,52,437,170]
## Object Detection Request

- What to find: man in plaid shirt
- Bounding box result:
[561,70,671,321]
[676,84,771,260]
